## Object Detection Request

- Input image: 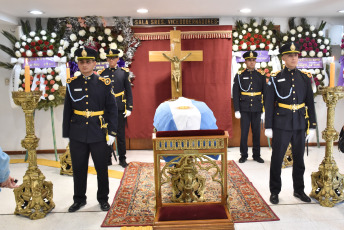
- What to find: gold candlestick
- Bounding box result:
[310,86,344,207]
[12,91,55,219]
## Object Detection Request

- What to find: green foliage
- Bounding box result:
[2,30,17,45]
[0,44,15,57]
[35,18,42,31]
[0,62,14,69]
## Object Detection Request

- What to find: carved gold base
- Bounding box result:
[13,167,55,219]
[60,143,73,176]
[58,86,66,98]
[310,159,344,207]
[282,143,293,168]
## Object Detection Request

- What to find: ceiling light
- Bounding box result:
[29,10,44,15]
[240,8,251,13]
[137,8,148,14]
[338,10,344,13]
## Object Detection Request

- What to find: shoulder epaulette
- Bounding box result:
[301,70,313,78]
[66,76,78,84]
[237,68,246,75]
[121,67,130,72]
[270,70,281,77]
[99,77,111,85]
[257,69,265,76]
[97,69,105,75]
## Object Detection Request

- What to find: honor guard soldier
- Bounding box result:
[99,49,133,168]
[62,47,118,212]
[233,51,266,164]
[264,42,316,204]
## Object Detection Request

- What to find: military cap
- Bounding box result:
[243,51,257,59]
[105,49,120,58]
[74,47,98,60]
[279,42,300,55]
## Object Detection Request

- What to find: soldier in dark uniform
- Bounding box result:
[233,51,266,164]
[62,47,118,212]
[99,49,133,168]
[264,42,316,204]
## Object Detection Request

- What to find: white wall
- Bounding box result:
[0,17,343,151]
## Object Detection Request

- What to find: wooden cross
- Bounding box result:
[149,30,203,98]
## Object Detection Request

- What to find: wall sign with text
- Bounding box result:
[133,18,219,26]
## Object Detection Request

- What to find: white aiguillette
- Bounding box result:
[277,78,285,82]
[74,88,82,91]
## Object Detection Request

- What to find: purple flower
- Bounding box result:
[341,44,344,49]
[315,48,320,52]
[308,42,312,47]
[323,49,328,53]
[311,39,316,43]
[314,43,318,48]
[306,37,310,41]
[303,43,308,47]
[300,38,304,43]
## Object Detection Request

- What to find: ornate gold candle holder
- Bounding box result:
[310,86,344,207]
[12,91,55,219]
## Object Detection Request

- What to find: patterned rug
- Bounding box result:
[102,161,279,227]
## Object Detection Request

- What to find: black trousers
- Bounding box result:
[70,139,109,203]
[240,111,261,158]
[109,110,127,162]
[270,128,306,194]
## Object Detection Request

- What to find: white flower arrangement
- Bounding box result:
[117,35,124,42]
[48,95,55,101]
[78,30,86,37]
[89,27,96,33]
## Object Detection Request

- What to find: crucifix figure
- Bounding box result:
[149,30,203,98]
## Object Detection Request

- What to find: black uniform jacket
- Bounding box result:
[62,74,118,143]
[265,68,316,131]
[233,69,266,112]
[99,67,133,112]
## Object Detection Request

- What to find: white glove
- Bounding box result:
[265,129,273,138]
[261,112,265,123]
[107,135,116,146]
[235,111,241,119]
[306,129,316,142]
[123,110,131,118]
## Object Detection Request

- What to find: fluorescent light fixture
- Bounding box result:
[29,10,44,15]
[240,8,251,13]
[338,10,344,13]
[137,8,148,14]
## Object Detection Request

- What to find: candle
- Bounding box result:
[329,57,335,87]
[66,62,70,79]
[24,58,30,92]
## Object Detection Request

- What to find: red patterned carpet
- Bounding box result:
[102,161,279,227]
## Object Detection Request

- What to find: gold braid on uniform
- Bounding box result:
[99,77,111,85]
[237,69,245,75]
[121,67,129,72]
[97,69,105,75]
[66,76,78,83]
[257,69,265,75]
[301,70,313,78]
[270,70,281,77]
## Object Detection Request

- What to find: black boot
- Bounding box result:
[119,159,129,168]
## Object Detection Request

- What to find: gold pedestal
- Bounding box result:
[310,86,344,207]
[12,91,55,219]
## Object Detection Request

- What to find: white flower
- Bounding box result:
[101,42,106,47]
[50,39,55,43]
[48,95,55,101]
[326,45,330,50]
[99,48,104,53]
[47,75,53,80]
[79,40,84,45]
[89,26,96,33]
[291,37,295,41]
[314,69,320,74]
[15,42,20,48]
[30,70,33,75]
[253,22,258,27]
[88,36,93,41]
[18,87,23,91]
[301,51,307,57]
[310,25,315,31]
[283,36,289,42]
[268,44,274,50]
[21,35,27,41]
[70,34,77,41]
[342,50,344,56]
[41,36,46,40]
[233,45,238,51]
[99,52,107,60]
[58,50,65,56]
[316,74,323,80]
[74,71,81,77]
[37,51,43,57]
[266,35,271,39]
[255,63,261,69]
[26,50,32,57]
[242,63,247,68]
[326,52,330,56]
[47,50,54,56]
[21,42,26,46]
[55,75,61,81]
[98,36,103,41]
[20,48,24,52]
[305,32,309,36]
[243,24,248,29]
[261,62,267,68]
[272,38,276,43]
[60,40,65,46]
[108,36,113,42]
[318,31,324,36]
[239,35,243,39]
[298,34,302,38]
[324,39,329,45]
[317,38,322,43]
[249,45,256,50]
[63,41,69,50]
[118,49,124,57]
[70,47,77,57]
[254,28,259,33]
[55,67,61,73]
[320,44,325,49]
[262,31,266,35]
[40,30,46,36]
[268,30,273,35]
[268,61,273,67]
[78,30,86,37]
[34,36,40,41]
[259,43,265,49]
[248,28,252,32]
[18,79,22,84]
[104,28,111,35]
[29,31,36,37]
[242,43,247,49]
[322,70,326,75]
[290,29,296,35]
[234,40,239,44]
[242,30,247,35]
[15,51,21,57]
[312,33,316,38]
[117,35,124,42]
[109,42,117,49]
[73,42,79,48]
[309,50,315,57]
[51,32,57,38]
[47,68,52,73]
[297,26,303,32]
[262,26,267,31]
[53,84,59,90]
[26,38,32,43]
[233,32,238,37]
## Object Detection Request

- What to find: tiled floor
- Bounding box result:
[1,146,344,230]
